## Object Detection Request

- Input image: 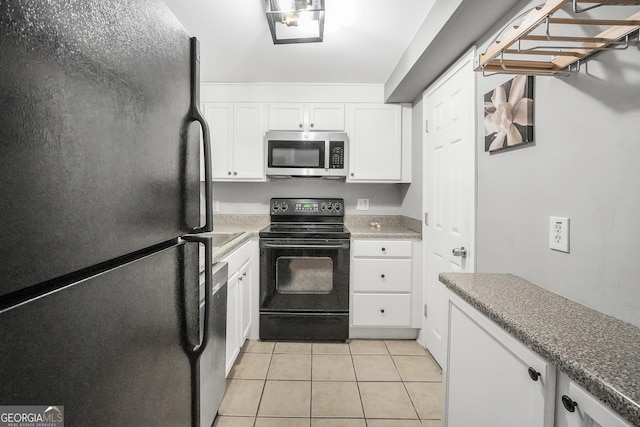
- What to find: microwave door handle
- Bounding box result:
[324,140,330,170]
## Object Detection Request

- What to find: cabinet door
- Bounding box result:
[203,103,233,180]
[561,379,632,427]
[446,295,555,427]
[225,271,240,376]
[268,103,304,130]
[347,104,402,181]
[233,103,265,179]
[309,103,345,131]
[240,260,252,341]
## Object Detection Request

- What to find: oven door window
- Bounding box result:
[276,257,333,294]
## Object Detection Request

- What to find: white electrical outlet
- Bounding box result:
[213,200,220,212]
[549,216,570,253]
[356,199,369,211]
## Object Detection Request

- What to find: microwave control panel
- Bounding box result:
[329,141,345,169]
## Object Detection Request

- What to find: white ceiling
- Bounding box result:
[162,0,436,84]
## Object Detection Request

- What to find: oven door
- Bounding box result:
[259,238,350,313]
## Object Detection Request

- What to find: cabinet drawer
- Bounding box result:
[353,240,412,258]
[353,259,411,292]
[352,294,411,327]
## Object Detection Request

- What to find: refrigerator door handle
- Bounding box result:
[181,235,211,427]
[189,37,213,234]
[182,236,211,357]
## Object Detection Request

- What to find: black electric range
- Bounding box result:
[259,198,350,341]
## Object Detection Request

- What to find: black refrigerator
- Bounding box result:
[0,0,217,426]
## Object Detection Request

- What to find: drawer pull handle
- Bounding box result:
[381,274,385,278]
[380,308,385,314]
[381,247,386,252]
[528,367,541,381]
[561,395,578,413]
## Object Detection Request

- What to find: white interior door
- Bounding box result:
[422,49,476,368]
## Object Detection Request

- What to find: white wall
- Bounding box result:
[400,98,424,219]
[474,1,640,326]
[209,181,405,215]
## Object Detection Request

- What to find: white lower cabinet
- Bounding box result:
[556,373,632,427]
[222,240,255,376]
[352,294,411,326]
[445,291,556,427]
[350,239,420,333]
[239,258,252,341]
[225,270,240,376]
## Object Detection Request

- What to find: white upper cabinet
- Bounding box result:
[233,104,265,180]
[268,103,304,131]
[268,103,345,132]
[346,104,409,183]
[203,103,233,181]
[308,104,345,131]
[203,102,266,181]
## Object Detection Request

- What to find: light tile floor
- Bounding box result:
[214,340,443,427]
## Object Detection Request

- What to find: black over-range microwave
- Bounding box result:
[265,131,348,179]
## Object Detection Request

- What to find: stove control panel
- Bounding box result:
[270,198,344,216]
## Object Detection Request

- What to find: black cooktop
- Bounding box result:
[260,198,350,239]
[259,223,350,239]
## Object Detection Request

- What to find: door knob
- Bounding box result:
[452,247,467,258]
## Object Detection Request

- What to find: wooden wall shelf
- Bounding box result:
[475,0,640,76]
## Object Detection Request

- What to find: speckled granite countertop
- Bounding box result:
[197,215,269,272]
[196,214,421,271]
[346,215,421,239]
[439,272,640,426]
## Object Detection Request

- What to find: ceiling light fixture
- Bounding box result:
[264,0,325,44]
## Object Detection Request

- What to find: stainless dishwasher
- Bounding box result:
[199,261,228,427]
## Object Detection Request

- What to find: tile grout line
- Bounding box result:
[349,340,371,427]
[310,343,314,421]
[251,345,274,425]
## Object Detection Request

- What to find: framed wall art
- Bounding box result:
[484,75,534,152]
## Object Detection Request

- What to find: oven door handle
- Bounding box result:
[260,242,350,250]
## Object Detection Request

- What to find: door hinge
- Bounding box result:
[425,119,429,133]
[424,212,429,226]
[424,304,428,317]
